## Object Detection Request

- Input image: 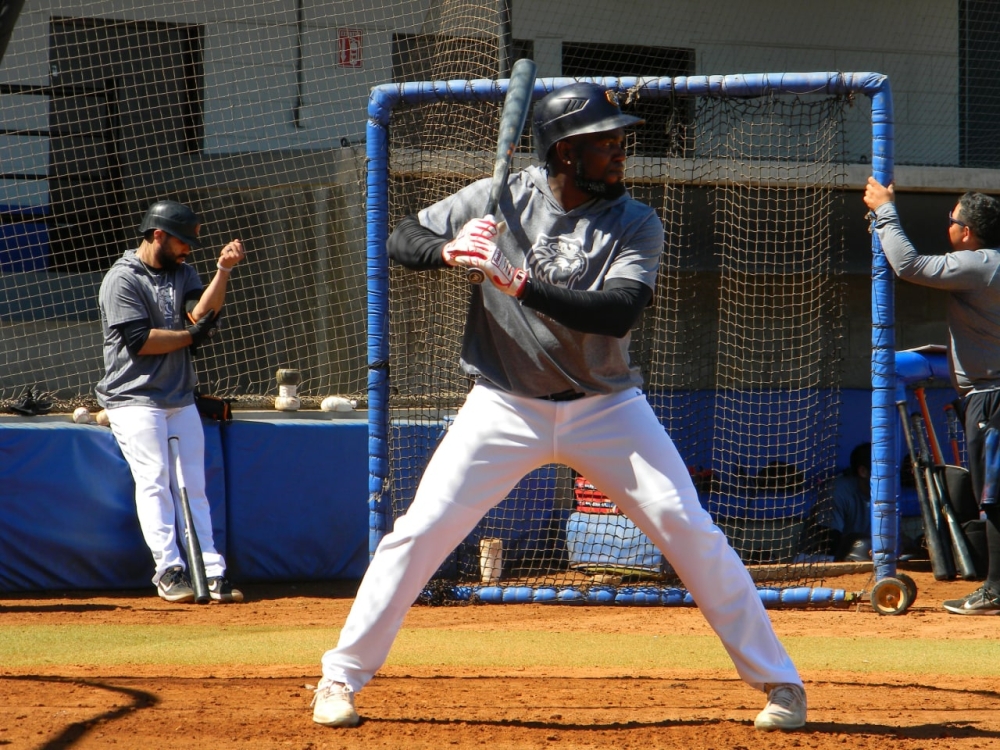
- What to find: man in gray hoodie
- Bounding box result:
[865,178,1000,614]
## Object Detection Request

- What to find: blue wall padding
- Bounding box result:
[223,419,369,582]
[389,419,450,511]
[0,220,49,272]
[0,381,951,593]
[0,420,225,592]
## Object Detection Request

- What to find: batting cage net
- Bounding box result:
[1,2,998,604]
[1,2,998,409]
[371,72,883,606]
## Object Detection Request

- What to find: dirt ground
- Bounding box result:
[2,568,999,750]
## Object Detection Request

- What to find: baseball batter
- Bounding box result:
[312,82,806,730]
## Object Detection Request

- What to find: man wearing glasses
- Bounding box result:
[865,177,1000,615]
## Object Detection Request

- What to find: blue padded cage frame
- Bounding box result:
[365,72,894,606]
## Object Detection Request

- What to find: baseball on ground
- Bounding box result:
[72,407,94,424]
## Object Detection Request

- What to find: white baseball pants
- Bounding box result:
[322,385,801,692]
[108,403,227,583]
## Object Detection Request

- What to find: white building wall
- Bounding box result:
[0,1,979,180]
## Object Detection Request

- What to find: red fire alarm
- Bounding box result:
[338,28,363,68]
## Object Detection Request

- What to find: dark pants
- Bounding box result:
[961,389,1000,503]
[961,390,1000,589]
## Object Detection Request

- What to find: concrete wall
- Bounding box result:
[0,1,969,166]
[0,1,988,399]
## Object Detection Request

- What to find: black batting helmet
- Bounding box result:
[139,200,201,248]
[839,534,872,563]
[531,82,644,161]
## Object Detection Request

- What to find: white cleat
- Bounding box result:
[311,680,360,727]
[754,683,807,731]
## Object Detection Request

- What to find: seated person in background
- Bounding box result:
[827,442,872,559]
[798,443,871,561]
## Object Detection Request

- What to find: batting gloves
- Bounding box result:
[187,309,219,355]
[441,216,498,267]
[474,246,529,298]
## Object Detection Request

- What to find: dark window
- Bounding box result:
[562,42,695,157]
[391,33,534,150]
[48,16,202,272]
[959,1,1000,168]
[392,33,532,83]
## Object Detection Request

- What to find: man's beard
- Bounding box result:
[573,159,627,199]
[155,243,180,271]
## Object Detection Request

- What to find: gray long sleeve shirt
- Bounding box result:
[873,202,1000,395]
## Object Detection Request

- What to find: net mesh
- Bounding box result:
[1,0,998,598]
[385,83,849,596]
[2,2,998,411]
[1,9,375,410]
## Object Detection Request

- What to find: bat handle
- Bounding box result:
[168,436,184,487]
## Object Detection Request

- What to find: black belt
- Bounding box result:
[538,389,586,402]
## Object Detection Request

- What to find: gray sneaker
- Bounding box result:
[312,681,360,727]
[754,683,807,731]
[157,566,195,603]
[207,576,244,603]
[943,586,1000,615]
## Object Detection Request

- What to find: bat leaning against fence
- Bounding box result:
[168,435,211,604]
[898,401,954,581]
[912,411,978,580]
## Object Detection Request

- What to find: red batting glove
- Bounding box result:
[474,247,529,298]
[441,216,499,267]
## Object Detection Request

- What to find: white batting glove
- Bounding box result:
[441,216,499,267]
[473,247,529,298]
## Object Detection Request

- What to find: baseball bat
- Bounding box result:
[912,413,977,579]
[910,411,956,579]
[467,57,537,285]
[944,402,962,466]
[168,436,211,604]
[934,466,979,580]
[911,397,978,578]
[898,402,954,580]
[913,387,945,465]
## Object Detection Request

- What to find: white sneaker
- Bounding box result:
[311,680,360,727]
[754,683,806,731]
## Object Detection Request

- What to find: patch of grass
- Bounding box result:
[2,624,998,676]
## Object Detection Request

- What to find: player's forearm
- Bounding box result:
[138,328,194,355]
[192,270,230,319]
[387,214,449,269]
[191,238,244,318]
[520,278,652,337]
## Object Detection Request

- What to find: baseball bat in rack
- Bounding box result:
[467,57,537,285]
[898,401,954,581]
[912,412,978,580]
[944,402,962,467]
[168,436,211,604]
[913,386,945,465]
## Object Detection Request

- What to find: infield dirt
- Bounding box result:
[2,568,999,749]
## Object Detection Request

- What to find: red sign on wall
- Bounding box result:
[338,28,363,68]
